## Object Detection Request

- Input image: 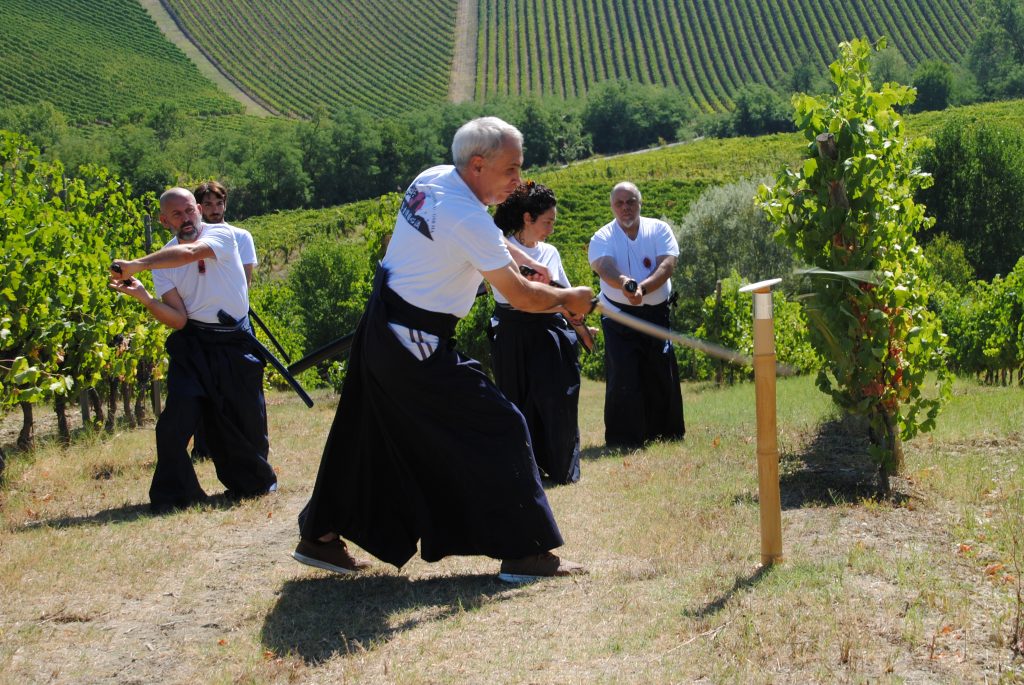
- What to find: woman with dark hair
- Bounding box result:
[490,182,592,484]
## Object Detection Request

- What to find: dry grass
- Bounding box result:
[1,377,1023,684]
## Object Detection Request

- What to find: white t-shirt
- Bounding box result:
[229,224,257,266]
[492,236,570,305]
[588,216,679,306]
[382,165,513,317]
[151,223,249,324]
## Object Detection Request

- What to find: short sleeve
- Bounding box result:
[549,246,571,286]
[151,269,174,298]
[587,227,612,263]
[234,228,257,265]
[198,225,236,262]
[655,221,680,257]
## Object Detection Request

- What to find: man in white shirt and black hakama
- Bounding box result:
[293,118,594,583]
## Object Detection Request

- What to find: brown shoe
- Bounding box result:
[292,538,370,574]
[498,551,588,584]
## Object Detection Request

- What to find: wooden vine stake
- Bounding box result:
[740,278,784,565]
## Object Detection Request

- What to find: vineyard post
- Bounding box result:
[145,215,162,417]
[79,390,91,425]
[739,277,783,566]
[714,279,723,385]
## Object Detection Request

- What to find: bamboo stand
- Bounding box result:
[739,278,783,566]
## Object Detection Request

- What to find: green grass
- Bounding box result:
[1,375,1022,682]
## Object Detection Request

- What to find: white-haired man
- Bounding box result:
[588,182,685,448]
[109,188,277,513]
[294,117,593,583]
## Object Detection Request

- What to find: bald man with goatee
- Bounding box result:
[109,187,277,513]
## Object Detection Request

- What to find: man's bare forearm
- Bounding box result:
[117,243,213,277]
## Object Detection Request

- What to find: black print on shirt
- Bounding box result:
[400,187,432,240]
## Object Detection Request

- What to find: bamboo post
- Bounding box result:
[739,278,783,566]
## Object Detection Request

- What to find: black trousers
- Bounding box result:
[151,323,277,508]
[490,307,582,484]
[601,300,685,448]
[300,269,564,567]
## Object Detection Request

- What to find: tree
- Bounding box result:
[967,0,1024,99]
[870,44,911,86]
[582,80,694,154]
[234,123,310,216]
[287,236,371,353]
[0,101,67,151]
[912,60,953,111]
[674,177,795,303]
[922,233,975,290]
[781,60,828,96]
[729,84,795,136]
[146,103,187,150]
[757,38,951,479]
[917,116,1024,280]
[509,99,580,166]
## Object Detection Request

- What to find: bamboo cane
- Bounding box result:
[739,278,783,565]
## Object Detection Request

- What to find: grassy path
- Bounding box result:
[138,0,278,116]
[448,0,478,102]
[1,377,1022,682]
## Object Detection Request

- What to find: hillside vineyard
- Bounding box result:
[160,0,976,116]
[0,0,240,121]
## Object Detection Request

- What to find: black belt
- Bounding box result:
[188,317,249,333]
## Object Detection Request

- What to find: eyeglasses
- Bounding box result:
[198,259,206,274]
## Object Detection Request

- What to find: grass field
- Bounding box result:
[1,375,1022,683]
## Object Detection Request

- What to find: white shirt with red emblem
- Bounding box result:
[588,216,678,306]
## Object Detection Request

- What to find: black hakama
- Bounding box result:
[489,306,581,484]
[152,322,277,508]
[601,299,686,448]
[299,269,564,567]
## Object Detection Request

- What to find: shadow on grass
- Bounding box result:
[775,415,901,509]
[16,492,248,531]
[261,573,510,663]
[580,444,629,461]
[683,564,774,619]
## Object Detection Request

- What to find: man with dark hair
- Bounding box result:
[193,181,257,286]
[109,188,277,513]
[589,181,685,448]
[294,117,593,583]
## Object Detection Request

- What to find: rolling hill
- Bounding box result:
[163,0,978,116]
[1,0,980,122]
[0,0,241,122]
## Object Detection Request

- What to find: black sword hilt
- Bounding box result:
[110,262,132,286]
[519,264,566,289]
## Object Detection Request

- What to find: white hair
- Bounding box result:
[610,181,642,203]
[451,117,523,169]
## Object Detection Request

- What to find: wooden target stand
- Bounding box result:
[739,278,784,566]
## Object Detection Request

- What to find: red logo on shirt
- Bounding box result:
[643,256,652,269]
